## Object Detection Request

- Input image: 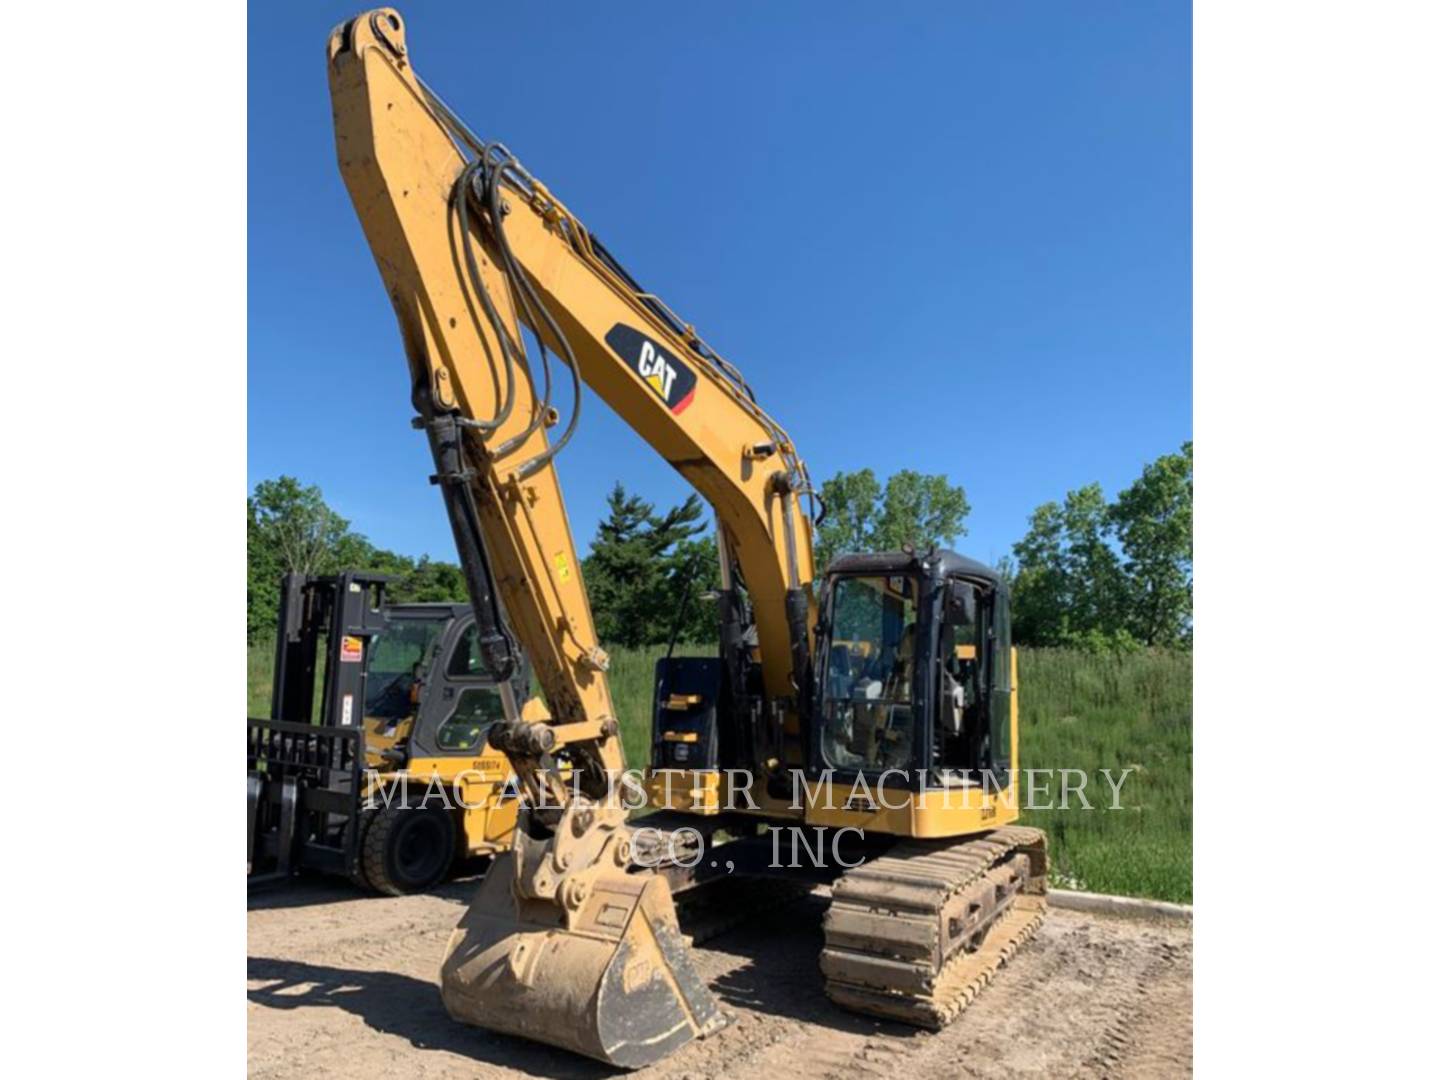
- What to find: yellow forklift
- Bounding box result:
[247,571,526,894]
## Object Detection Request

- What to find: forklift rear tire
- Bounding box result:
[361,804,456,896]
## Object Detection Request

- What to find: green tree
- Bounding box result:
[249,477,354,576]
[1060,484,1129,635]
[248,476,353,639]
[1011,484,1133,647]
[666,534,722,645]
[1009,443,1192,649]
[582,484,717,648]
[1010,501,1068,644]
[814,469,882,570]
[814,468,970,570]
[1110,441,1193,646]
[247,497,283,640]
[390,555,468,603]
[246,476,469,639]
[583,485,655,648]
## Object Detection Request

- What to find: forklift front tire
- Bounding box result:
[348,808,378,890]
[361,804,456,896]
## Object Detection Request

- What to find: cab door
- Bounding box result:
[410,617,512,759]
[409,616,524,854]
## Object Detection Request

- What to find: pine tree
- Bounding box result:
[583,484,717,647]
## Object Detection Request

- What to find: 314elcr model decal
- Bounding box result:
[605,324,697,415]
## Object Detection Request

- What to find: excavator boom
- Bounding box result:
[329,11,816,747]
[326,9,820,1065]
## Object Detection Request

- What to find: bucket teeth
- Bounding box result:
[821,826,1048,1029]
[440,852,725,1069]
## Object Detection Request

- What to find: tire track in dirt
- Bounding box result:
[933,911,1191,1078]
[248,877,1191,1079]
[1099,937,1192,1079]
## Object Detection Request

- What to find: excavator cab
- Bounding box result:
[813,550,1013,786]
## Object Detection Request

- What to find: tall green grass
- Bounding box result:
[247,640,1191,902]
[248,640,274,717]
[1017,648,1192,903]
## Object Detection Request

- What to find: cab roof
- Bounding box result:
[826,549,1005,588]
[383,602,470,621]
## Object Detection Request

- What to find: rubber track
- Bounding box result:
[821,825,1048,1029]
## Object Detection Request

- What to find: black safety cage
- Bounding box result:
[804,550,1013,794]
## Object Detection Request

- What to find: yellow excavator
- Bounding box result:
[327,9,1047,1069]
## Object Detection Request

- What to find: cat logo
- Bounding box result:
[637,341,676,400]
[604,323,698,414]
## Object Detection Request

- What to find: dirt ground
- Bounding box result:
[248,869,1192,1079]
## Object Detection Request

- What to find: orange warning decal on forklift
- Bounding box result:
[340,635,364,662]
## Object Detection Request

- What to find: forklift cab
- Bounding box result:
[248,571,527,894]
[366,604,524,765]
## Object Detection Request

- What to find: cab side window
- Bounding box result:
[987,590,1014,777]
[991,595,1012,692]
[435,623,504,752]
[435,687,506,751]
[446,624,487,678]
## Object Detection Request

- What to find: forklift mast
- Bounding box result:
[271,570,391,730]
[248,571,391,888]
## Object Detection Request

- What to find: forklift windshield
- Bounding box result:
[364,617,446,719]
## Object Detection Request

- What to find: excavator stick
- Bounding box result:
[439,809,724,1069]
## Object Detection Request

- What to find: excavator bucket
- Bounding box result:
[440,850,725,1069]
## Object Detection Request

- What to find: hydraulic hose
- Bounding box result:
[453,159,518,433]
[480,158,584,479]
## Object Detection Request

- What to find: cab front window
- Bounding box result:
[364,619,444,719]
[819,574,918,772]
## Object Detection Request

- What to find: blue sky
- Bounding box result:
[249,1,1191,568]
